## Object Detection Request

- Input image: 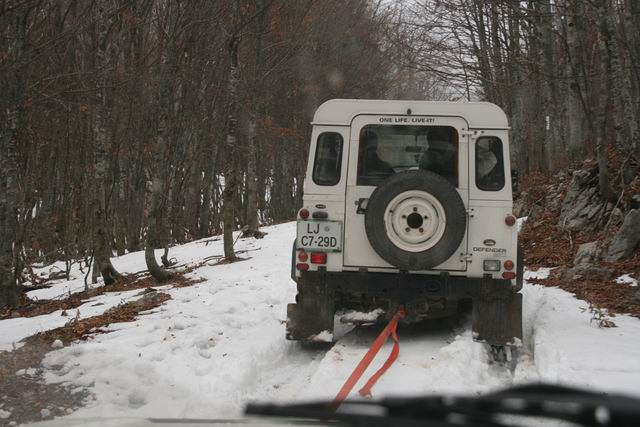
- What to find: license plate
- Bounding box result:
[297,221,342,252]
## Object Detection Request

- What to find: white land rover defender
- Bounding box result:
[287,99,523,352]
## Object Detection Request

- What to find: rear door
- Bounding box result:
[466,130,516,278]
[343,114,470,271]
[300,125,350,272]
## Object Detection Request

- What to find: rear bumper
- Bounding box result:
[304,269,513,300]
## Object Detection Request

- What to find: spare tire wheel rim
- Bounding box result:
[384,190,447,252]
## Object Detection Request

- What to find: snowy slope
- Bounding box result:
[3,222,640,421]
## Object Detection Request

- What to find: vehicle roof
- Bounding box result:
[312,99,509,129]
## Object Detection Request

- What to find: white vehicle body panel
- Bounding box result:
[299,99,516,282]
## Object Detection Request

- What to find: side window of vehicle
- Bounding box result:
[312,132,343,186]
[475,136,505,191]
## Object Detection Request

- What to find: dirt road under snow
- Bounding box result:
[1,222,639,424]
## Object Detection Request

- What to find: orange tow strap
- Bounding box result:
[333,308,406,408]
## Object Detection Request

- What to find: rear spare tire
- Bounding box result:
[364,170,466,270]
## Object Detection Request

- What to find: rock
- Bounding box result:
[558,169,604,232]
[560,170,591,212]
[563,190,603,231]
[609,208,624,226]
[553,265,569,280]
[566,217,587,231]
[573,242,601,265]
[605,209,640,261]
[51,339,63,349]
[585,201,603,220]
[546,193,563,213]
[567,263,613,279]
[544,179,564,212]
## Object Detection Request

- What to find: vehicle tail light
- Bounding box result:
[310,252,327,264]
[502,271,516,280]
[483,260,501,272]
[297,250,308,262]
[503,260,514,271]
[505,214,516,226]
[299,208,310,219]
[296,263,309,271]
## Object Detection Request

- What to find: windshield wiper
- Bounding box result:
[245,383,640,426]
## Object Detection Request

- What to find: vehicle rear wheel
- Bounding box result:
[364,170,466,270]
[286,273,335,342]
[490,345,518,372]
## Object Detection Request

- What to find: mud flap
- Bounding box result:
[286,273,335,341]
[472,279,523,346]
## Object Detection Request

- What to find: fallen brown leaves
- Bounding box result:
[523,233,640,319]
[519,171,640,319]
[520,209,584,268]
[518,171,554,202]
[519,202,640,316]
[609,251,640,277]
[34,289,171,345]
[3,273,200,320]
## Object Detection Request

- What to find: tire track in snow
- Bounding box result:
[297,318,467,401]
[282,315,536,403]
[242,342,330,405]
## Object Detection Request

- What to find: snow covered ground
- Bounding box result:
[2,222,640,422]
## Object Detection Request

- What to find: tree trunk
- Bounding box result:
[145,31,175,282]
[605,1,637,152]
[92,4,120,286]
[145,126,173,282]
[625,0,640,152]
[91,256,99,284]
[0,3,25,309]
[243,4,267,238]
[0,107,19,309]
[222,167,237,261]
[92,122,121,284]
[596,0,614,201]
[506,0,526,171]
[540,0,563,169]
[223,24,241,260]
[243,114,260,237]
[565,0,586,162]
[184,145,201,240]
[114,171,127,256]
[199,141,218,238]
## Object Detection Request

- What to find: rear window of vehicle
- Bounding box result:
[357,125,458,186]
[475,136,505,191]
[312,132,343,186]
